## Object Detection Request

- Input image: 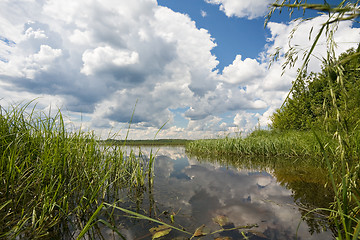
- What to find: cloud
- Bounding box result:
[205,0,273,19]
[0,0,359,139]
[0,44,62,80]
[265,16,360,73]
[221,55,266,85]
[25,45,62,77]
[0,0,218,128]
[81,47,139,75]
[214,16,359,136]
[233,111,261,132]
[201,10,207,17]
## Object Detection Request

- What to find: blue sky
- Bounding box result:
[158,0,269,71]
[157,0,346,71]
[0,0,359,139]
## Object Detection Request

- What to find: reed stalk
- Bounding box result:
[0,103,151,239]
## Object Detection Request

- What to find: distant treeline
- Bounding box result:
[102,138,190,146]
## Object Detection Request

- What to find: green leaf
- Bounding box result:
[0,200,12,212]
[76,203,104,240]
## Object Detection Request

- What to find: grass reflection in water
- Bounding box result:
[107,147,334,240]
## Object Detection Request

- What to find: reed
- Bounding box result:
[186,129,336,160]
[266,1,360,239]
[187,1,360,238]
[0,102,150,239]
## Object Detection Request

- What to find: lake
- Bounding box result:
[104,146,334,240]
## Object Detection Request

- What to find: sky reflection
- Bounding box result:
[120,146,333,239]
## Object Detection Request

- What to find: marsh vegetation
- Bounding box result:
[1,1,360,240]
[188,1,360,239]
[0,103,154,239]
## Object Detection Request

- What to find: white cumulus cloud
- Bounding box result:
[0,0,359,139]
[222,55,266,85]
[205,0,273,19]
[81,47,139,75]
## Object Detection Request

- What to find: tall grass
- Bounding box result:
[266,1,360,239]
[186,130,360,238]
[186,130,336,160]
[187,1,360,238]
[0,102,151,239]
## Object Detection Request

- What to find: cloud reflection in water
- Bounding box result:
[125,146,332,239]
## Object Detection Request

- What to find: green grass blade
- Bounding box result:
[104,203,192,236]
[76,203,104,240]
[97,219,126,240]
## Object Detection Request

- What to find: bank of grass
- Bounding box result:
[0,103,151,239]
[186,129,337,160]
[186,129,360,239]
[104,138,189,146]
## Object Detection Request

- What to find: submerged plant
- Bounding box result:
[104,203,259,240]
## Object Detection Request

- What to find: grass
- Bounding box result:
[186,128,360,239]
[0,102,152,239]
[263,1,360,238]
[103,138,189,146]
[186,129,337,160]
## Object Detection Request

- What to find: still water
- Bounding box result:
[110,146,334,240]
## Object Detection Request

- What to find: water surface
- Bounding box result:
[113,146,333,240]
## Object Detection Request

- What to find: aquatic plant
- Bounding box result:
[186,129,336,160]
[0,102,151,239]
[103,203,260,239]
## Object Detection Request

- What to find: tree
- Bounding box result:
[271,48,360,132]
[271,70,313,130]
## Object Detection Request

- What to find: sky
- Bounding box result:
[0,0,359,139]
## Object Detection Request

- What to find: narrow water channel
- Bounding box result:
[107,146,334,240]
